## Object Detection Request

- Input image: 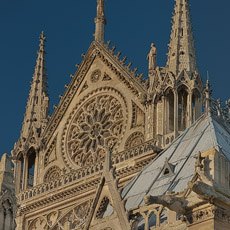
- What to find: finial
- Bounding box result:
[207,70,210,81]
[39,31,46,52]
[95,0,106,43]
[205,78,211,113]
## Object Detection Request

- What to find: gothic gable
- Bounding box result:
[39,41,147,173]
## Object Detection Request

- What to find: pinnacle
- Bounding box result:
[166,0,197,75]
[18,31,49,142]
[39,30,46,52]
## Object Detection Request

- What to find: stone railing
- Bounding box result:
[17,161,104,203]
[17,139,160,203]
[112,139,160,165]
[130,204,182,229]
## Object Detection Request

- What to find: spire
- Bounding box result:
[94,0,106,43]
[166,0,197,75]
[20,31,49,140]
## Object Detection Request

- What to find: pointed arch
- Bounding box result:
[165,87,174,134]
[192,88,202,123]
[177,84,189,131]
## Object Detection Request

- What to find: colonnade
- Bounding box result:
[14,148,38,194]
[153,86,202,146]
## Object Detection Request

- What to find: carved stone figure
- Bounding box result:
[144,194,186,214]
[97,0,105,17]
[147,43,157,70]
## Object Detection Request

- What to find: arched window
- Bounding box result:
[18,153,24,191]
[27,148,36,188]
[178,85,188,131]
[165,88,174,133]
[192,89,201,123]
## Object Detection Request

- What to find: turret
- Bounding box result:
[147,0,203,147]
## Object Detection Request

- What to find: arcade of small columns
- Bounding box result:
[153,85,202,146]
[14,147,38,194]
[0,199,14,230]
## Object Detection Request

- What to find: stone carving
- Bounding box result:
[147,43,157,70]
[43,166,61,183]
[144,194,186,214]
[44,137,57,167]
[97,0,105,17]
[51,200,92,230]
[96,196,110,219]
[90,69,101,83]
[131,204,169,229]
[29,217,47,230]
[102,72,111,81]
[125,132,144,149]
[28,200,92,230]
[209,98,230,126]
[63,88,127,168]
[79,81,89,94]
[131,101,145,128]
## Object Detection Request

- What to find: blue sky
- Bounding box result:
[0,0,229,156]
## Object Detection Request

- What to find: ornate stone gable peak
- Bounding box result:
[101,41,148,92]
[42,41,146,145]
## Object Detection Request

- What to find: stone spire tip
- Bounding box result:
[95,0,106,43]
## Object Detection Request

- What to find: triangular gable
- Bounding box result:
[176,69,191,88]
[42,41,147,146]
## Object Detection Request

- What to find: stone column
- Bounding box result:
[64,221,72,230]
[22,155,28,190]
[196,98,202,120]
[174,90,178,138]
[187,91,192,127]
[162,96,166,146]
[15,214,25,230]
[0,205,5,230]
[33,150,39,186]
[4,202,12,230]
[14,159,21,194]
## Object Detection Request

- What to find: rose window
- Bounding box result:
[66,93,126,167]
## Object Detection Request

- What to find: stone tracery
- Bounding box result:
[63,88,127,169]
[43,166,61,183]
[125,132,144,149]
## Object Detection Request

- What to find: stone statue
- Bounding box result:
[97,0,105,17]
[147,43,157,70]
[144,194,186,214]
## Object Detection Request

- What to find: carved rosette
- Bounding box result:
[43,166,61,183]
[62,87,128,169]
[90,69,101,83]
[125,132,144,149]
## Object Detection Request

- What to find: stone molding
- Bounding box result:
[185,205,230,226]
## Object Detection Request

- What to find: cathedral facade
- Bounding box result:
[1,0,230,229]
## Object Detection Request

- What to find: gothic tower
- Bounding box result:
[147,0,203,147]
[12,32,49,194]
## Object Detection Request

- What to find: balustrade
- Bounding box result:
[17,139,159,203]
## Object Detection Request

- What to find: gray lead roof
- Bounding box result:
[120,113,230,211]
